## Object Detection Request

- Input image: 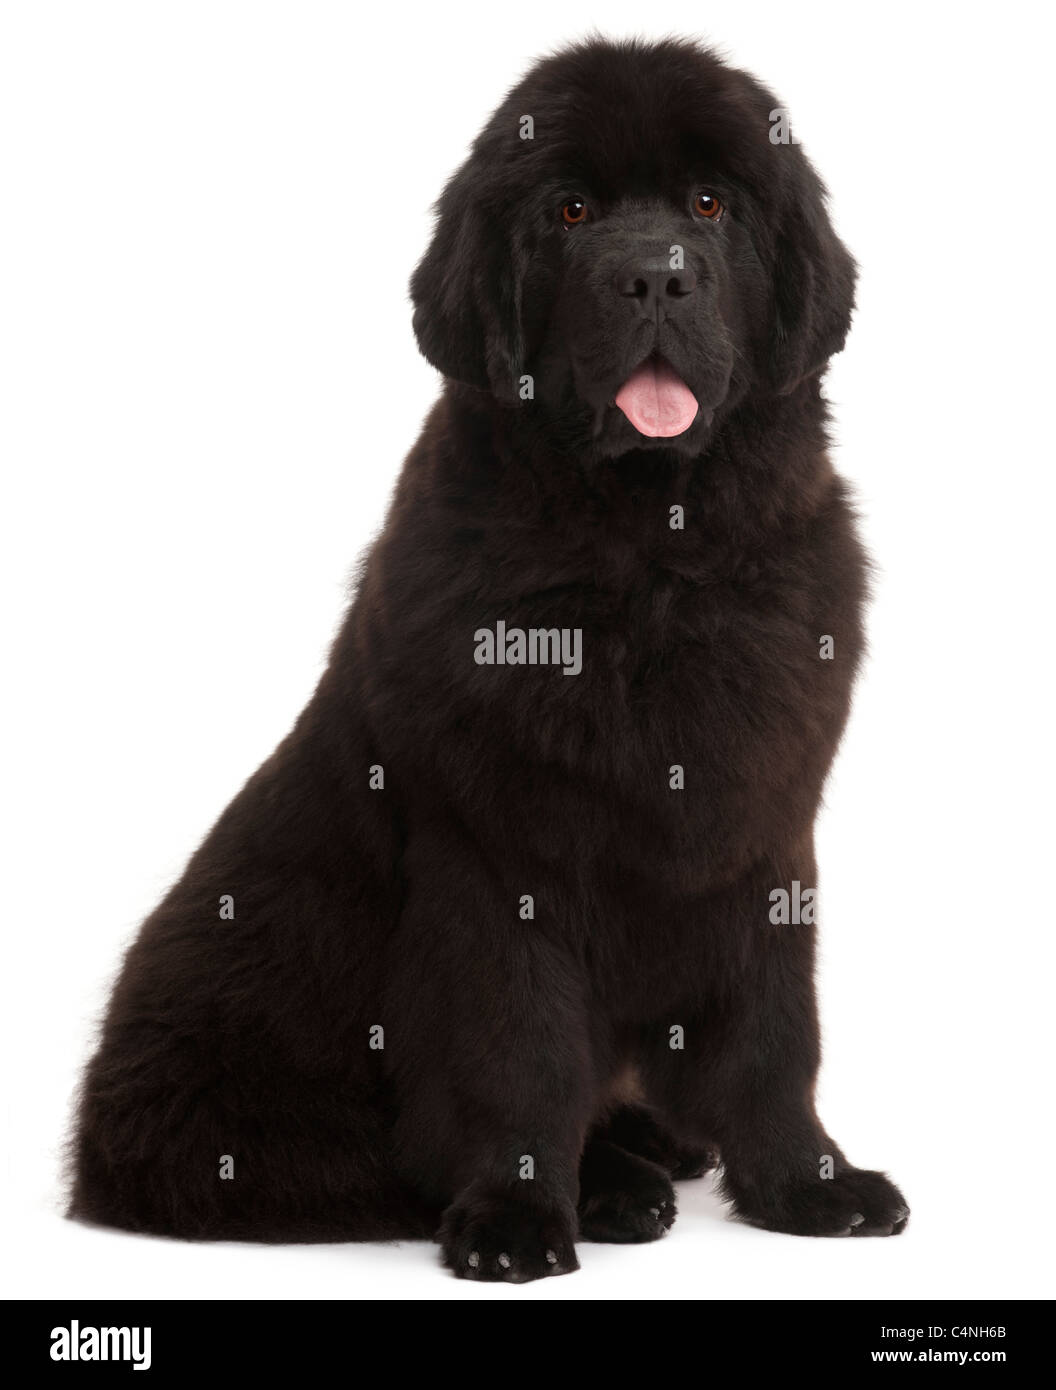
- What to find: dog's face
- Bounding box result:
[412,39,856,459]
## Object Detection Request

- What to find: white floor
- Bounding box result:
[5,1145,1042,1302]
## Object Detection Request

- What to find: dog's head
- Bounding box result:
[411,38,856,458]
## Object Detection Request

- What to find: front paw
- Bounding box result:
[731,1167,909,1238]
[579,1140,677,1243]
[439,1191,579,1282]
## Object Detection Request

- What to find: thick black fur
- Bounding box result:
[70,37,908,1280]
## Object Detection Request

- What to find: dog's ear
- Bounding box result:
[410,157,526,401]
[768,153,857,395]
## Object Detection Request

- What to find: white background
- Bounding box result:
[3,0,1054,1301]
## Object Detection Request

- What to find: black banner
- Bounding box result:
[15,1299,1045,1375]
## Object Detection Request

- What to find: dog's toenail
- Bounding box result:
[649,1207,661,1218]
[546,1250,558,1264]
[498,1252,511,1268]
[849,1212,865,1227]
[467,1251,480,1268]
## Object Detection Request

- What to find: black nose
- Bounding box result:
[615,256,698,305]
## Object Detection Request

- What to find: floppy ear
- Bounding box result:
[410,160,526,401]
[768,156,858,395]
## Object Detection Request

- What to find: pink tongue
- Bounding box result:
[614,358,699,437]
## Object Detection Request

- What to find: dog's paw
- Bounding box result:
[734,1167,909,1238]
[439,1193,579,1282]
[578,1141,677,1243]
[579,1176,676,1243]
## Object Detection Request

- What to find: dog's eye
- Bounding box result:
[561,199,589,226]
[693,191,724,221]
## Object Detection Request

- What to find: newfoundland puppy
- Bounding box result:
[71,36,908,1280]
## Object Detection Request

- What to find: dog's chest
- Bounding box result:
[465,541,847,881]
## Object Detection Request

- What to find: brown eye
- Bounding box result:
[694,191,724,221]
[561,199,588,226]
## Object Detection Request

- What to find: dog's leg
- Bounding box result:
[594,1101,718,1179]
[387,824,592,1282]
[576,1103,717,1242]
[640,849,909,1238]
[577,1137,676,1242]
[68,700,424,1242]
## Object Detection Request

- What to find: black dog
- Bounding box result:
[71,37,908,1281]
